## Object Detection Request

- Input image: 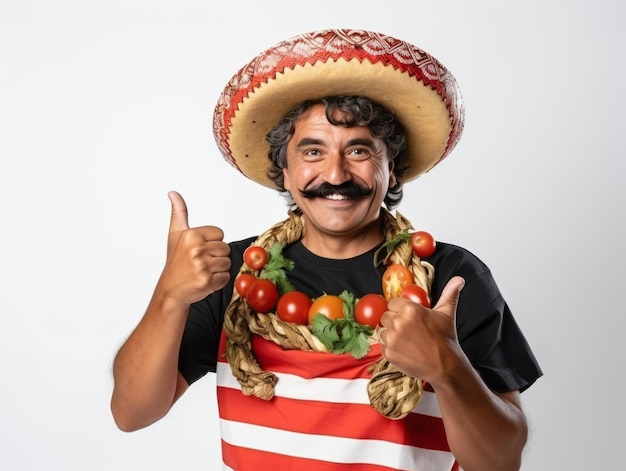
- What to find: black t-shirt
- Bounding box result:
[178,237,542,393]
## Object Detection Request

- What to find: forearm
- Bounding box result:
[433,347,528,471]
[110,290,190,431]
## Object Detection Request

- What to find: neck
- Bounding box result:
[300,216,385,259]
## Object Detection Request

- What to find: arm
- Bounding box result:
[110,191,231,432]
[381,277,527,471]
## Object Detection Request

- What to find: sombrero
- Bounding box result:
[213,29,464,190]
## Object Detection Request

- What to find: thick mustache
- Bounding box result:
[299,182,373,199]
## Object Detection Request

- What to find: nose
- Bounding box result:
[321,151,351,185]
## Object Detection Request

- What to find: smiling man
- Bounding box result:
[111,30,542,471]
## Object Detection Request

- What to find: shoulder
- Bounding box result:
[427,242,491,280]
[229,236,257,250]
[228,236,257,262]
[424,242,500,306]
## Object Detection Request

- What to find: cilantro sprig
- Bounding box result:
[258,243,295,295]
[310,290,373,359]
[373,230,411,266]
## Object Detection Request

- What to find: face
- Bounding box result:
[283,105,396,243]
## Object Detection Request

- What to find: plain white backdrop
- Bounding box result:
[1,1,623,469]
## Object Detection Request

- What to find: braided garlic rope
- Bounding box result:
[223,209,434,419]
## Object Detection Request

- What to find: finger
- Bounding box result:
[432,276,465,320]
[376,326,387,346]
[167,191,190,234]
[210,271,231,293]
[198,227,226,245]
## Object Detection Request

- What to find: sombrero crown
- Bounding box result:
[213,29,464,189]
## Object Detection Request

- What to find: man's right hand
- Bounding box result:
[111,191,231,432]
[160,191,231,307]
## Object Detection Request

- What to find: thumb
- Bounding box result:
[432,276,465,321]
[167,190,190,236]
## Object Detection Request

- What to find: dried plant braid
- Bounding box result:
[223,209,435,419]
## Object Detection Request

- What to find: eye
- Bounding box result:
[346,147,371,160]
[302,148,324,161]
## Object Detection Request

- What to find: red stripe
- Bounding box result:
[218,386,450,452]
[245,335,434,392]
[222,440,403,471]
[219,333,382,379]
[251,334,382,379]
[219,333,436,393]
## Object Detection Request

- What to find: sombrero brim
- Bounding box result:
[213,29,464,190]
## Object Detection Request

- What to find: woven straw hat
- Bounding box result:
[213,29,464,189]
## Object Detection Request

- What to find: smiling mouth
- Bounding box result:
[325,193,351,200]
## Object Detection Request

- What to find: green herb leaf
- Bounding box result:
[264,243,295,272]
[339,290,356,320]
[343,328,372,359]
[309,290,374,359]
[259,243,295,294]
[373,230,411,266]
[310,314,341,350]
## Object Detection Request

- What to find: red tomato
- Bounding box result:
[243,245,267,271]
[246,278,279,313]
[276,290,312,324]
[354,293,388,328]
[382,264,414,300]
[234,273,257,297]
[400,284,431,308]
[410,231,436,258]
[308,294,345,324]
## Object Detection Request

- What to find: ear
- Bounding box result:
[283,167,291,192]
[388,159,397,187]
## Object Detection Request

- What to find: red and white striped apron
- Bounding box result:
[216,332,460,471]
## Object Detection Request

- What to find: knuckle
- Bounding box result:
[179,228,198,245]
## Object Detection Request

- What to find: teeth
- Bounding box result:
[326,194,348,200]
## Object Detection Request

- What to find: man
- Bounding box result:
[111,30,542,470]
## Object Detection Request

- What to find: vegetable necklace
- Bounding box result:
[223,209,435,419]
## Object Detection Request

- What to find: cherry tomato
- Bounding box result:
[276,290,312,324]
[381,263,414,300]
[234,273,257,297]
[410,231,436,258]
[400,284,431,308]
[354,293,388,329]
[308,294,345,324]
[243,245,267,271]
[246,278,279,313]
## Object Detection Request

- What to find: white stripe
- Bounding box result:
[216,361,441,417]
[220,418,455,471]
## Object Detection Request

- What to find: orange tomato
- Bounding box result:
[382,263,414,300]
[308,294,345,324]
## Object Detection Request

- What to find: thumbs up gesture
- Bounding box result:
[379,276,466,383]
[158,191,231,307]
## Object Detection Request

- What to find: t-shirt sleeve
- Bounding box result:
[428,243,543,393]
[177,237,255,385]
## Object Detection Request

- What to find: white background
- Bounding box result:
[1,1,623,469]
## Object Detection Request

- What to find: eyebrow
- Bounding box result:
[294,137,324,148]
[294,137,377,149]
